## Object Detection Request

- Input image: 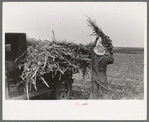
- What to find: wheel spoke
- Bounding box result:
[62,92,67,98]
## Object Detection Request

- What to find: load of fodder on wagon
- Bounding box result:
[86,17,114,51]
[15,37,92,99]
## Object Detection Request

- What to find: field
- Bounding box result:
[114,47,144,54]
[71,52,144,100]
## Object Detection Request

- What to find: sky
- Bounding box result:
[3,2,146,47]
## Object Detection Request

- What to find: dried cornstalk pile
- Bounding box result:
[16,38,92,99]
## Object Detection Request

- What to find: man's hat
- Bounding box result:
[94,40,105,55]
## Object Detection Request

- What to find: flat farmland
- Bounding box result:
[71,53,144,100]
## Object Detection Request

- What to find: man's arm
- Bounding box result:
[103,54,114,65]
[106,47,114,64]
[108,54,114,64]
[92,36,99,47]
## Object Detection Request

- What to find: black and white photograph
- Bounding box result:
[3,2,147,120]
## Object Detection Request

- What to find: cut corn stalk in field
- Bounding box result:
[86,17,114,51]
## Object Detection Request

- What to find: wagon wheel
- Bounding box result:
[54,79,72,100]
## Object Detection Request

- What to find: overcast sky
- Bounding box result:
[3,2,146,47]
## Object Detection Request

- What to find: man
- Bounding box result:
[89,36,114,99]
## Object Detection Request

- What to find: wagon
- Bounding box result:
[5,33,73,100]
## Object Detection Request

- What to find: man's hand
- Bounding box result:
[93,35,100,47]
[95,36,99,41]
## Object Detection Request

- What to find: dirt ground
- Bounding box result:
[70,53,144,100]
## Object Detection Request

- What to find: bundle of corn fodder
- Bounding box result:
[15,37,92,99]
[86,17,114,51]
